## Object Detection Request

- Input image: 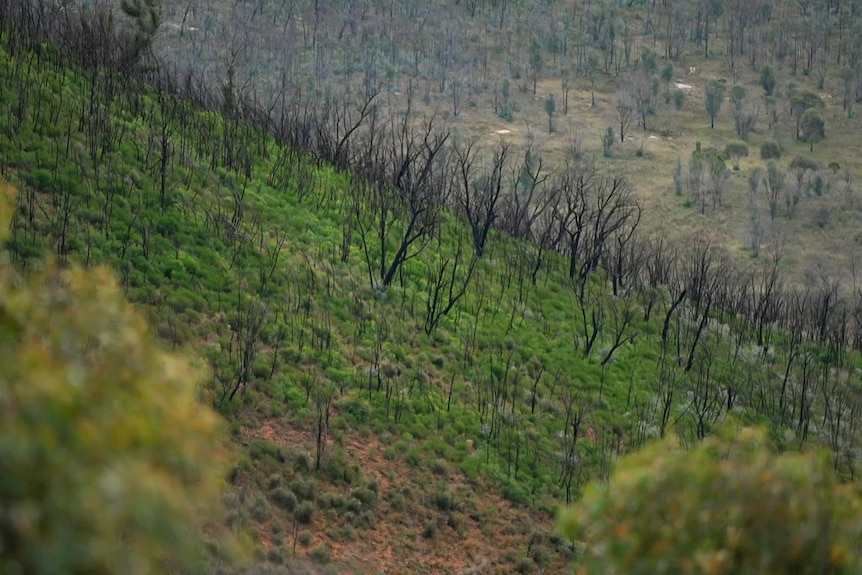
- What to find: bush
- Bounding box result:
[290,478,317,501]
[249,438,285,465]
[431,459,449,476]
[250,497,273,523]
[293,452,311,473]
[297,530,313,547]
[266,473,283,489]
[406,447,422,467]
[266,548,284,565]
[387,492,407,512]
[340,397,371,423]
[322,448,356,484]
[501,482,529,505]
[269,487,298,512]
[351,487,377,506]
[515,557,535,574]
[447,512,466,534]
[559,426,862,575]
[422,520,438,539]
[308,545,331,564]
[327,494,346,510]
[295,501,316,525]
[528,543,550,566]
[433,490,455,511]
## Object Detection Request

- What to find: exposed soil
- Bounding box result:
[241,417,570,574]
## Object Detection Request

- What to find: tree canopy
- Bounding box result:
[800,109,826,151]
[704,79,725,129]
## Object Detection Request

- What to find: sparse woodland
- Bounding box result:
[2,0,862,573]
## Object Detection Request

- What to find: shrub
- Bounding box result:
[297,530,313,547]
[422,520,438,539]
[431,459,449,476]
[327,494,346,510]
[269,487,298,512]
[295,501,316,525]
[447,512,466,534]
[340,397,371,423]
[309,545,331,564]
[559,426,862,575]
[293,452,311,472]
[266,548,284,565]
[528,543,550,566]
[351,487,377,506]
[290,478,317,501]
[501,482,529,505]
[250,497,273,523]
[406,448,422,467]
[515,557,535,574]
[322,448,356,484]
[249,438,285,465]
[266,473,283,489]
[433,490,455,511]
[387,492,407,512]
[351,511,373,529]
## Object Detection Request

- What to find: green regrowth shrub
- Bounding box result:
[308,545,331,564]
[559,426,862,575]
[297,530,313,547]
[269,487,298,512]
[295,501,316,525]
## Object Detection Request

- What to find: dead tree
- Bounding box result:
[422,226,478,334]
[353,113,450,290]
[453,139,510,258]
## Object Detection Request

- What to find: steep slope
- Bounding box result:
[2,10,862,574]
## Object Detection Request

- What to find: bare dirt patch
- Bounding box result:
[243,417,567,574]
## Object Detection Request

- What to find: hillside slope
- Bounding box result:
[2,7,862,573]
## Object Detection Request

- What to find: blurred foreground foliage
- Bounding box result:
[559,424,862,575]
[0,186,238,575]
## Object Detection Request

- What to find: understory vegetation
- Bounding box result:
[2,0,862,573]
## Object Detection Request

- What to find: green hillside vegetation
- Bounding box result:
[2,1,862,573]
